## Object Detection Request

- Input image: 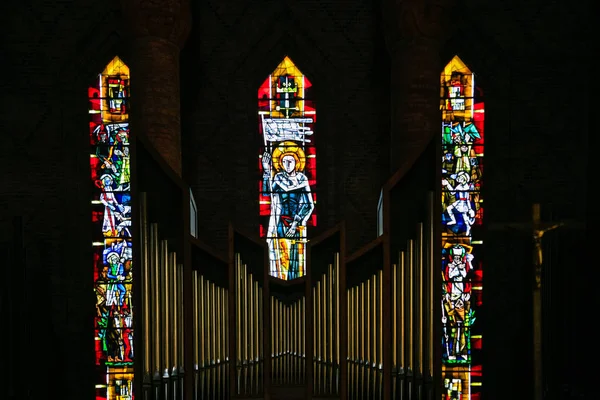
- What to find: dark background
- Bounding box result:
[1,0,588,398]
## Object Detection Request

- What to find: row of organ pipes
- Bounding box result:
[233,254,263,396]
[192,274,229,367]
[192,271,229,400]
[347,269,384,399]
[346,199,435,399]
[312,254,341,396]
[391,200,435,399]
[139,193,185,399]
[139,192,434,399]
[271,296,305,385]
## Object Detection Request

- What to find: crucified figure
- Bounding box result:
[532,222,562,288]
[533,223,562,267]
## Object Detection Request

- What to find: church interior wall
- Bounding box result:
[1,0,587,398]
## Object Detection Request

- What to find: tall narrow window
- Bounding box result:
[258,56,317,280]
[440,56,484,399]
[190,188,198,238]
[377,188,384,237]
[89,56,134,399]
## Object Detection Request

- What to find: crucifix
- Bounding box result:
[491,203,564,400]
[530,204,563,289]
[529,204,562,400]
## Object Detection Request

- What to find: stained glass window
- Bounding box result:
[89,56,134,400]
[258,56,317,280]
[440,56,484,400]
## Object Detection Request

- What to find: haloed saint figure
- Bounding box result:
[262,141,314,280]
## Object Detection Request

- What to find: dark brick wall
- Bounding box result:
[2,0,588,398]
[180,0,391,254]
[387,0,587,396]
[447,2,588,398]
[3,1,125,398]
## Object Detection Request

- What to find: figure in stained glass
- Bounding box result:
[105,248,129,307]
[440,55,485,396]
[441,151,456,179]
[90,56,134,399]
[96,175,132,237]
[258,56,317,280]
[441,151,456,209]
[97,239,133,363]
[94,124,117,175]
[92,123,131,188]
[95,266,110,359]
[122,308,134,362]
[113,144,131,190]
[442,171,475,236]
[442,244,474,363]
[262,142,314,279]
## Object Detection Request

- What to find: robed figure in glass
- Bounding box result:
[262,141,314,280]
[258,57,317,281]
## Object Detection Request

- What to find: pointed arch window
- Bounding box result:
[258,56,317,280]
[89,56,134,399]
[440,55,484,399]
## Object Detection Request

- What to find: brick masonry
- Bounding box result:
[1,0,588,398]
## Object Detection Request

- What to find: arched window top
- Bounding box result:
[271,56,307,80]
[258,56,314,117]
[442,55,472,78]
[102,55,129,76]
[441,55,481,124]
[89,55,130,126]
[441,56,473,103]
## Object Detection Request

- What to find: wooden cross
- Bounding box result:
[489,203,584,400]
[529,204,563,289]
[490,203,568,287]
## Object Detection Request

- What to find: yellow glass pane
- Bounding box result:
[102,56,130,77]
[441,55,474,120]
[272,55,304,78]
[100,56,130,123]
